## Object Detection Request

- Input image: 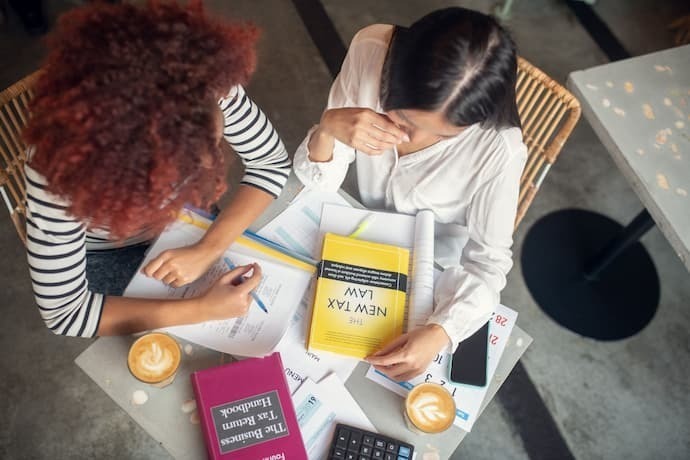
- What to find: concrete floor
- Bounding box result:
[1,1,689,459]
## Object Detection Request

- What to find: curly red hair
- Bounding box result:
[25,0,259,239]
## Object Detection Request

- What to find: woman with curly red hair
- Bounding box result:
[24,1,291,337]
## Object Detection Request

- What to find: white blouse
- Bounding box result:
[293,24,527,350]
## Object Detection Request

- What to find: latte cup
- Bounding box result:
[403,383,456,434]
[127,332,181,388]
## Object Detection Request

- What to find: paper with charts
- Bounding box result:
[258,188,351,259]
[365,304,518,432]
[124,217,313,357]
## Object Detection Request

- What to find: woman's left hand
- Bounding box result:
[143,243,220,288]
[366,324,451,382]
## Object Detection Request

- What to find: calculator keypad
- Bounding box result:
[328,424,414,460]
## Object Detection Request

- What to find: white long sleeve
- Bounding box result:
[429,132,525,350]
[293,24,527,350]
[293,26,388,192]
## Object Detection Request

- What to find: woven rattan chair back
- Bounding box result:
[0,72,41,245]
[515,57,581,229]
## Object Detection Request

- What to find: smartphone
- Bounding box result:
[449,321,489,387]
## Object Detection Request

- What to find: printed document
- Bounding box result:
[292,375,375,460]
[258,188,351,259]
[124,218,313,357]
[275,277,360,393]
[258,189,360,387]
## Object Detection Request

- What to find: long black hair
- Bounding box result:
[380,7,521,130]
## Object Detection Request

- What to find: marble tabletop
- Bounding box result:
[568,44,690,270]
[76,174,533,459]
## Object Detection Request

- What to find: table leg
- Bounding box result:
[584,209,655,280]
[521,209,660,341]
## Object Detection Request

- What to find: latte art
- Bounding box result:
[139,342,176,375]
[404,383,455,433]
[128,333,181,384]
[408,392,454,428]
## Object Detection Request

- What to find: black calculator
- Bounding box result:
[327,423,414,460]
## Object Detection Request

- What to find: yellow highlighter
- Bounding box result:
[348,213,376,239]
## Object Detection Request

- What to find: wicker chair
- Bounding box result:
[0,71,41,245]
[514,57,581,229]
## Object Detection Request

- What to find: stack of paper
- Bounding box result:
[258,189,351,259]
[259,190,518,432]
[124,214,314,357]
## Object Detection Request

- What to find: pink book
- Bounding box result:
[191,352,308,460]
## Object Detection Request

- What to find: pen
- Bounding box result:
[223,257,269,314]
[348,213,376,239]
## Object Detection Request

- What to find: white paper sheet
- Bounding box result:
[319,204,417,248]
[124,219,312,357]
[292,375,376,460]
[258,188,351,259]
[365,304,518,432]
[275,277,360,394]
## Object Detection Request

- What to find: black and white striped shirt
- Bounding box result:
[25,86,290,337]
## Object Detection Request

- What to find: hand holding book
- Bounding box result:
[366,323,451,382]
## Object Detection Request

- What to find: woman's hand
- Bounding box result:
[320,108,409,155]
[143,242,221,287]
[366,324,451,382]
[198,263,263,321]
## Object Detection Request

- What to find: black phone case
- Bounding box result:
[449,321,489,387]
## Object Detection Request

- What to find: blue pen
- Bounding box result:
[223,257,269,314]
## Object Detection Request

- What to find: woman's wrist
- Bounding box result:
[186,295,213,322]
[308,126,335,162]
[197,232,231,259]
[425,323,452,349]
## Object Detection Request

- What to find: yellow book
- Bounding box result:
[307,233,410,359]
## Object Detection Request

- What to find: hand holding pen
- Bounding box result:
[198,262,264,321]
[224,258,269,313]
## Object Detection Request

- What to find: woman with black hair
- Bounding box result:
[294,8,527,381]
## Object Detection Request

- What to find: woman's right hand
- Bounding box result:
[198,263,263,321]
[320,108,409,155]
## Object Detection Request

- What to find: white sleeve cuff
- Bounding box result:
[427,267,495,351]
[293,126,354,192]
[427,303,492,353]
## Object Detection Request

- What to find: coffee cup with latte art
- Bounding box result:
[404,383,456,434]
[128,333,181,388]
